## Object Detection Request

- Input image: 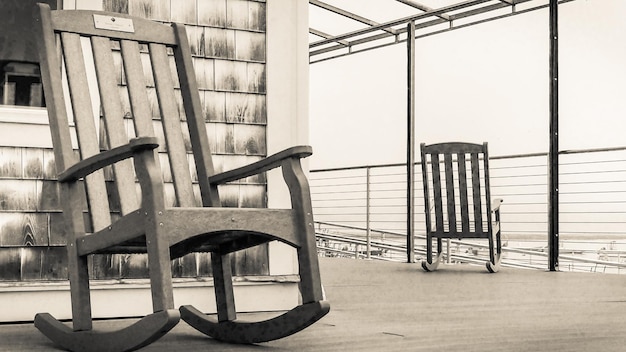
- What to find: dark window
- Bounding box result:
[0,0,58,107]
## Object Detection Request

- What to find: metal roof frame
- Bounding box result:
[309,0,575,64]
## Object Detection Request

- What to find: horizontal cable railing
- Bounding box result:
[310,146,626,273]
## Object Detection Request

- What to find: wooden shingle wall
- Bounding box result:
[0,0,269,281]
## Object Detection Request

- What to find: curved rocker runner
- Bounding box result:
[180,301,330,344]
[34,311,179,352]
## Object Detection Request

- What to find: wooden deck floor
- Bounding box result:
[3,257,626,351]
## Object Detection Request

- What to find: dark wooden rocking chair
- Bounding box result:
[34,4,329,351]
[420,142,503,273]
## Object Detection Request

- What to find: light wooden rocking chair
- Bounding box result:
[420,142,503,273]
[34,4,329,351]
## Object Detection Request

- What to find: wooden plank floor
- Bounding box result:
[3,257,626,351]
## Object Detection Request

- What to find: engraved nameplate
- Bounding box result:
[93,14,135,33]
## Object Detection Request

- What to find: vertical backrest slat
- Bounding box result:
[420,144,432,233]
[36,11,74,172]
[457,153,470,232]
[172,23,220,207]
[91,36,139,215]
[443,153,456,233]
[120,39,163,196]
[35,4,90,248]
[121,40,158,138]
[149,43,195,207]
[61,32,111,231]
[431,154,444,231]
[471,152,483,233]
[482,143,493,233]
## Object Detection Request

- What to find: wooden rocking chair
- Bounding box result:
[34,4,329,351]
[419,142,503,273]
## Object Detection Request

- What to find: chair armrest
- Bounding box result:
[209,145,313,185]
[58,137,159,182]
[491,199,503,212]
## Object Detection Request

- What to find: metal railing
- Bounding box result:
[310,146,626,273]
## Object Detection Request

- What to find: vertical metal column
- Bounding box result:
[548,0,559,271]
[366,167,371,259]
[407,21,416,263]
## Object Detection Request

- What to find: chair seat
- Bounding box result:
[429,223,501,239]
[77,208,302,258]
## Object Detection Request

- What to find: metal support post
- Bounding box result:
[366,167,371,259]
[406,21,416,263]
[548,0,559,271]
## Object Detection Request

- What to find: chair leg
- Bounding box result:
[298,226,326,303]
[421,236,442,272]
[146,224,176,312]
[211,252,237,322]
[35,236,180,352]
[486,231,501,273]
[180,236,330,344]
[68,245,93,331]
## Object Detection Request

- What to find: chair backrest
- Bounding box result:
[35,4,219,233]
[420,142,493,237]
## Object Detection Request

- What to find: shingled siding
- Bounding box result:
[0,146,269,281]
[0,0,269,281]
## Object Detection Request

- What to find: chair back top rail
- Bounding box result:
[49,9,177,44]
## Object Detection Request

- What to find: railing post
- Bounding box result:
[366,167,371,259]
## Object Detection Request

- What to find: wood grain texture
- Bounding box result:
[170,0,196,24]
[204,28,235,59]
[128,0,171,22]
[0,147,22,178]
[91,36,140,215]
[247,62,266,93]
[203,91,226,122]
[198,0,227,27]
[226,0,249,29]
[103,0,129,14]
[235,31,266,62]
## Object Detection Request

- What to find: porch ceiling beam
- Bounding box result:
[395,0,451,21]
[310,0,577,63]
[309,0,399,36]
[310,0,492,48]
[310,17,448,57]
[449,0,532,21]
[309,28,350,46]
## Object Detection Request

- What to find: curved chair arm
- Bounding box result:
[492,198,503,222]
[492,199,503,212]
[209,146,313,185]
[58,137,159,182]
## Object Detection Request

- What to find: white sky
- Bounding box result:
[309,0,626,169]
